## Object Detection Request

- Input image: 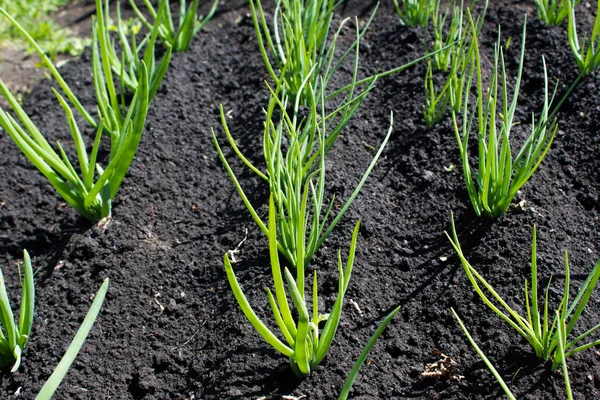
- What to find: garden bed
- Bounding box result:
[0,0,599,398]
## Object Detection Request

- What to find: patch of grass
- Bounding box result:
[0,0,89,58]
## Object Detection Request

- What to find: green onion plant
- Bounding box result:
[451,15,559,218]
[213,75,392,268]
[422,4,484,127]
[338,306,401,400]
[223,194,360,377]
[452,308,574,399]
[250,0,378,106]
[0,7,97,128]
[0,250,34,372]
[36,278,109,399]
[447,216,600,370]
[567,0,600,75]
[0,60,150,222]
[130,0,218,52]
[0,3,155,222]
[94,0,172,102]
[393,0,435,27]
[535,0,577,25]
[428,0,464,72]
[423,60,450,128]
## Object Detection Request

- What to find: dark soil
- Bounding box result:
[0,0,599,399]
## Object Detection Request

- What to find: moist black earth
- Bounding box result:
[0,0,599,399]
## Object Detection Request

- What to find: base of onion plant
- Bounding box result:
[393,0,435,27]
[224,194,360,377]
[451,14,559,218]
[36,278,109,399]
[446,215,600,370]
[0,250,34,373]
[0,61,150,222]
[567,0,600,75]
[338,306,401,400]
[130,0,218,52]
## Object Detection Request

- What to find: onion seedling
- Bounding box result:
[250,0,377,107]
[36,278,109,399]
[0,250,34,373]
[535,0,578,25]
[1,2,169,138]
[95,0,172,101]
[338,306,401,400]
[451,15,559,218]
[224,194,360,377]
[213,72,392,268]
[567,0,600,75]
[447,216,600,370]
[428,0,464,72]
[0,61,150,222]
[423,60,450,128]
[130,0,218,52]
[393,0,435,27]
[452,308,574,400]
[423,4,485,127]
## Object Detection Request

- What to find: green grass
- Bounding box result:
[535,0,578,26]
[0,0,89,58]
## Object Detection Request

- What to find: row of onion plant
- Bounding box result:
[213,0,407,388]
[0,0,215,393]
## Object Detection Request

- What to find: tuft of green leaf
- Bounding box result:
[250,0,378,107]
[0,250,34,372]
[0,60,150,222]
[213,76,392,268]
[535,0,578,26]
[130,0,218,52]
[393,0,435,27]
[446,215,600,369]
[567,0,600,75]
[451,15,559,217]
[223,194,361,376]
